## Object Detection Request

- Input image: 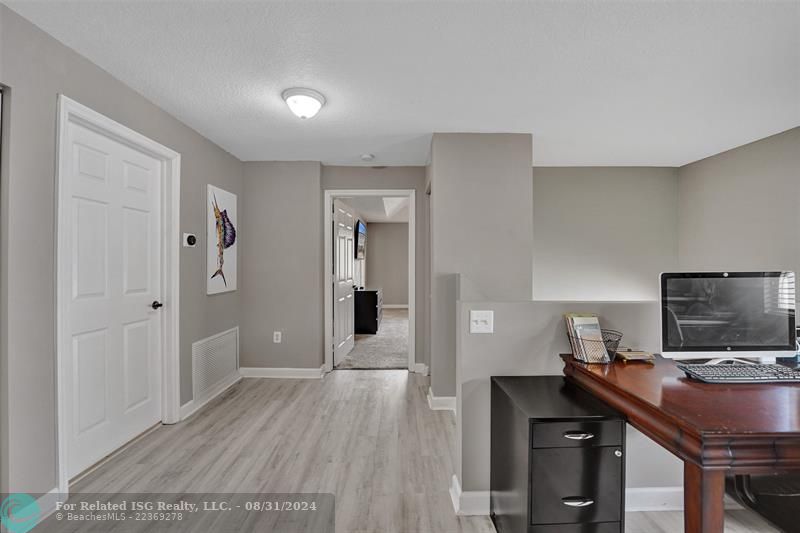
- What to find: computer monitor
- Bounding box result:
[660,272,796,361]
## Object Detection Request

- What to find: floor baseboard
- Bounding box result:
[240,366,325,379]
[180,371,242,421]
[449,475,490,516]
[427,387,456,412]
[20,488,63,528]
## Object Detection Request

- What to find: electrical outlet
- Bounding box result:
[469,310,494,334]
[273,331,282,343]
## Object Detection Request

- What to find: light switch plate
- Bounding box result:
[469,310,494,334]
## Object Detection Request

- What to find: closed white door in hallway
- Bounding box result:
[61,119,163,478]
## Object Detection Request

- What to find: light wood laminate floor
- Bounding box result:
[74,371,780,532]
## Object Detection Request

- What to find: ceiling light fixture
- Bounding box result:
[360,153,375,162]
[281,88,325,119]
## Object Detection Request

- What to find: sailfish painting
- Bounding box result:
[207,185,238,294]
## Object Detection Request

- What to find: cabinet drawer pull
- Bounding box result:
[561,497,595,507]
[563,431,595,440]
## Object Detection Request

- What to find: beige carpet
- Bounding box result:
[335,308,409,369]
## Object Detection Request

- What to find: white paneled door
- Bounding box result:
[333,200,355,363]
[62,120,163,478]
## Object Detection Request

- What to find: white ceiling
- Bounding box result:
[340,196,409,223]
[7,1,799,166]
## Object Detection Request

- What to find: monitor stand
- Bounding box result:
[704,358,755,365]
[704,357,773,365]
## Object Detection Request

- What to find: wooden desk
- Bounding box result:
[561,354,800,533]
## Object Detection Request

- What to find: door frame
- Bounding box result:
[55,95,181,496]
[323,189,416,373]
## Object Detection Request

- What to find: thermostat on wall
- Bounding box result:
[183,233,197,248]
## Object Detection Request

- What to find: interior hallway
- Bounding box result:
[70,371,493,532]
[65,371,778,533]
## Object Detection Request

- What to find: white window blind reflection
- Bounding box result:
[765,272,795,314]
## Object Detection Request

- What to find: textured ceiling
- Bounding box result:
[7,1,800,166]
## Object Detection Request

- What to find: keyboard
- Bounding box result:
[677,363,800,384]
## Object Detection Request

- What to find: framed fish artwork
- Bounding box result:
[206,184,238,294]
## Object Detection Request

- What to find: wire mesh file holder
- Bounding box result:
[569,329,623,364]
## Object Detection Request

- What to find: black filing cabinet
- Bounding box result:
[491,376,626,533]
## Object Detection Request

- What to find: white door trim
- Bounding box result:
[323,189,416,373]
[55,95,181,496]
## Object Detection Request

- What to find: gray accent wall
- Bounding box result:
[532,167,679,301]
[237,165,428,370]
[0,47,10,494]
[365,223,409,305]
[678,127,800,298]
[322,166,429,368]
[0,6,243,494]
[456,296,683,492]
[453,129,800,494]
[429,133,534,397]
[240,162,323,369]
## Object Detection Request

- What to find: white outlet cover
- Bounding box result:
[273,331,282,343]
[469,310,494,334]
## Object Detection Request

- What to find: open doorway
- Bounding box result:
[323,190,416,372]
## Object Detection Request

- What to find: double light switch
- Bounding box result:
[470,310,494,334]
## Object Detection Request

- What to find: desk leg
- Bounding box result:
[684,462,725,533]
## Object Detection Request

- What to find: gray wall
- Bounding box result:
[429,133,533,397]
[678,127,800,300]
[532,167,679,301]
[322,166,429,367]
[456,296,683,492]
[0,7,243,493]
[0,47,10,494]
[240,162,323,369]
[453,130,800,495]
[365,223,409,305]
[237,165,428,370]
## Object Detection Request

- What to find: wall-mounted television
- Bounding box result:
[355,220,367,259]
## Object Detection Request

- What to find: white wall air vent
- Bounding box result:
[192,327,239,402]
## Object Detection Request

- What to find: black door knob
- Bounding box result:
[151,301,163,310]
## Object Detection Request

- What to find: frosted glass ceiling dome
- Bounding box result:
[281,88,325,119]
